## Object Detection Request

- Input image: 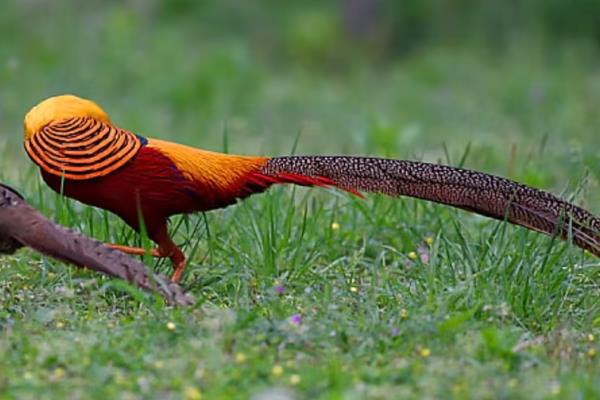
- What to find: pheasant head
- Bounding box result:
[23,95,110,141]
[23,95,143,180]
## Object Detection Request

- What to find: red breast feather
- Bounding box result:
[41,146,198,235]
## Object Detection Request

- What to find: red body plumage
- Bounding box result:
[40,145,339,253]
[42,147,196,237]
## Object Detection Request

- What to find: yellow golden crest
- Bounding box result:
[23,95,111,140]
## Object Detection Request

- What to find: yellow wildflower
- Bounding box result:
[184,386,203,400]
[235,352,247,364]
[271,365,284,377]
[418,347,431,358]
[52,367,66,380]
[588,348,597,357]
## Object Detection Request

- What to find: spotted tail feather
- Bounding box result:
[259,156,600,257]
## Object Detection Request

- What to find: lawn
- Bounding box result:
[1,2,600,399]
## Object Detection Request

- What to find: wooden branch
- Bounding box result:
[0,183,195,306]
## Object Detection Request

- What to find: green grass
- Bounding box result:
[1,2,600,399]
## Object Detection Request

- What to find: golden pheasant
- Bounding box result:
[23,95,600,282]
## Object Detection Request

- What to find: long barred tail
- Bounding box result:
[258,155,600,257]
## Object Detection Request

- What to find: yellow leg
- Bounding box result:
[169,248,186,283]
[105,243,165,258]
[106,243,187,283]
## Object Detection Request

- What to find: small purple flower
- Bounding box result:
[275,284,285,295]
[290,314,302,325]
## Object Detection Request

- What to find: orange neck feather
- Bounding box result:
[146,138,270,189]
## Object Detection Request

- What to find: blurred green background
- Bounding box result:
[1,0,599,209]
[2,2,600,398]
